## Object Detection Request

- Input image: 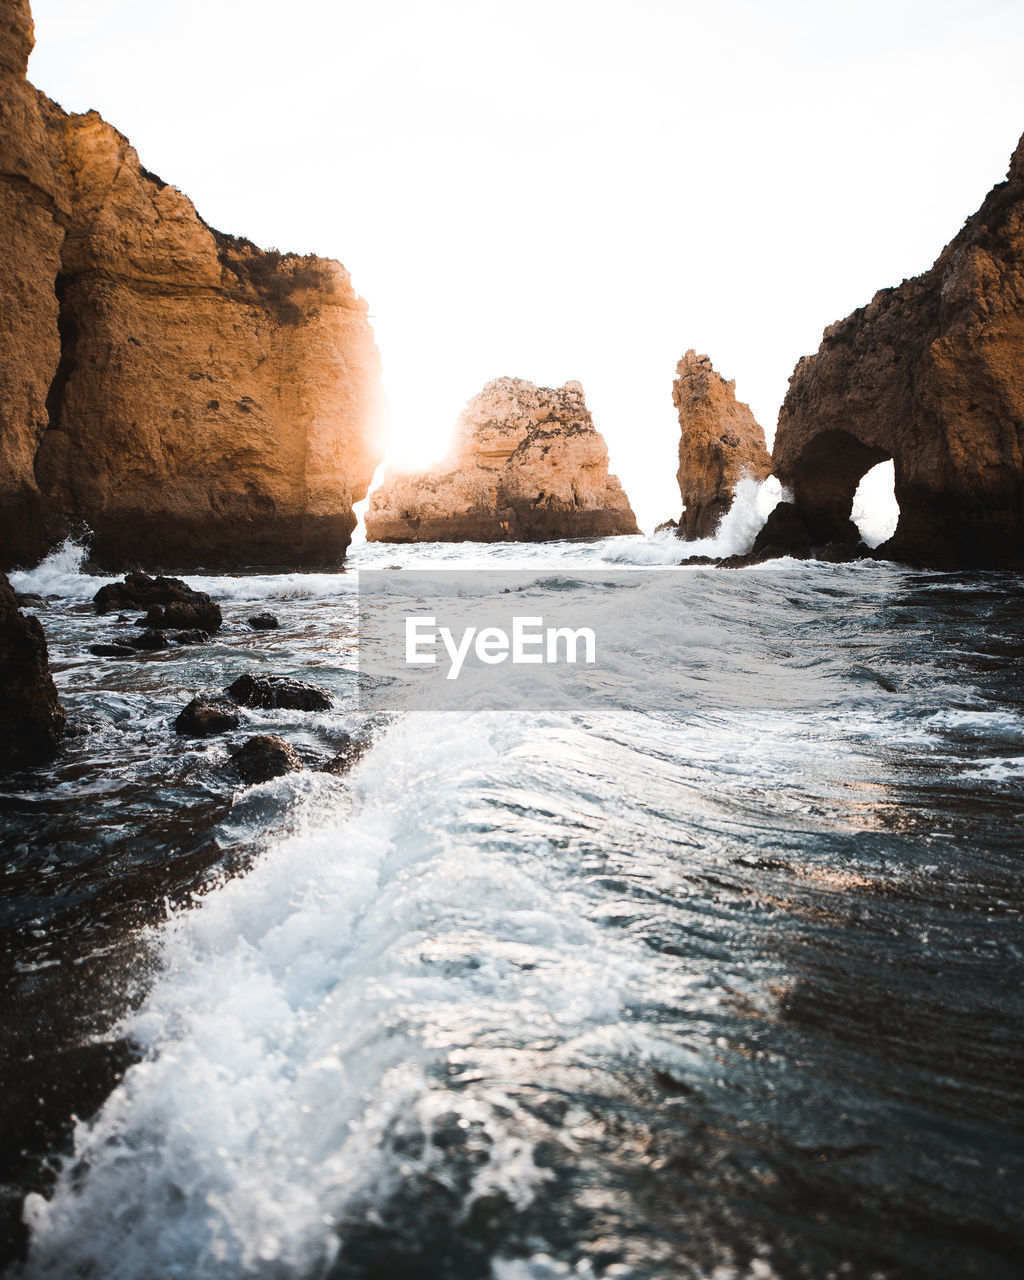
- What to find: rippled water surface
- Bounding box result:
[2,535,1023,1280]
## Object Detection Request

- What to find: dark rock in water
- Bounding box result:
[817,541,871,564]
[169,629,210,646]
[94,574,222,632]
[128,629,168,652]
[0,573,66,772]
[320,732,369,775]
[654,518,679,534]
[230,734,304,784]
[248,613,280,631]
[227,673,333,712]
[88,643,136,658]
[678,554,718,566]
[175,695,241,737]
[752,502,814,560]
[14,593,46,609]
[142,599,222,633]
[94,572,198,614]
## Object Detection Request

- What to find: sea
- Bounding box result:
[1,479,1022,1280]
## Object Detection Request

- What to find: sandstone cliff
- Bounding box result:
[0,573,65,772]
[365,378,639,542]
[0,0,385,571]
[672,351,772,539]
[772,132,1024,569]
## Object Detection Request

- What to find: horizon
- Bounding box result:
[27,0,1024,529]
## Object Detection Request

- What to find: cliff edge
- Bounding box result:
[0,0,385,570]
[772,131,1024,569]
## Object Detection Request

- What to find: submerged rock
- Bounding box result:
[0,0,385,572]
[168,628,210,646]
[772,130,1024,569]
[142,600,221,634]
[672,351,772,540]
[127,629,168,651]
[247,613,280,631]
[0,572,65,771]
[87,643,136,658]
[174,695,241,737]
[366,377,639,542]
[230,734,303,784]
[226,673,333,712]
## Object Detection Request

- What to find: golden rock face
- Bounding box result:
[671,351,772,541]
[365,376,640,543]
[772,132,1024,569]
[0,2,386,571]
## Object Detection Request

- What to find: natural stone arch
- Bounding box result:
[785,428,893,545]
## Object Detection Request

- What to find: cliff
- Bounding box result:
[365,378,639,542]
[672,351,772,539]
[0,573,65,772]
[772,131,1024,569]
[0,0,385,571]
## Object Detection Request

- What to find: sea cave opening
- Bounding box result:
[851,459,899,548]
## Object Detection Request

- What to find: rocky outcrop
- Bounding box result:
[366,378,639,542]
[0,572,65,772]
[0,0,385,572]
[773,132,1024,569]
[672,351,772,539]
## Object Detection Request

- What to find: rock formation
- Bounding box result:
[366,378,639,542]
[0,0,385,572]
[672,351,772,539]
[772,131,1024,570]
[0,572,65,772]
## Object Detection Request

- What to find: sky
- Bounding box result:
[28,0,1024,530]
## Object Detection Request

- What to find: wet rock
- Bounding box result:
[127,629,168,652]
[678,554,718,566]
[94,573,201,614]
[230,734,303,784]
[654,518,679,534]
[142,599,222,633]
[817,541,871,564]
[319,732,369,775]
[88,643,136,658]
[247,612,280,630]
[168,629,210,646]
[14,593,46,609]
[226,673,333,712]
[751,502,814,560]
[175,695,241,737]
[0,573,66,772]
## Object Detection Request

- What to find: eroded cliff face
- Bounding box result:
[365,378,639,542]
[773,132,1024,569]
[0,1,385,570]
[672,351,772,539]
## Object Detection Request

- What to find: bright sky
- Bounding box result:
[28,0,1024,530]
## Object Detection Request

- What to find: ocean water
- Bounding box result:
[2,498,1023,1279]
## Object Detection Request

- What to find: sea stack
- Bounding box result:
[0,0,386,572]
[771,131,1024,570]
[672,351,772,539]
[365,377,639,542]
[0,574,65,772]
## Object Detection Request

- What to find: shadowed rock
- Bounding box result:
[0,572,65,771]
[230,734,303,784]
[248,613,279,631]
[175,695,241,737]
[772,130,1024,569]
[226,673,332,712]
